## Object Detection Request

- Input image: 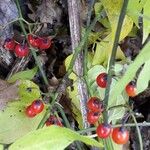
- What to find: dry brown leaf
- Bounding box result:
[0,80,20,110]
[36,0,62,24]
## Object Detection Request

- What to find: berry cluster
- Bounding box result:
[96,72,137,97]
[97,124,129,145]
[45,115,63,127]
[85,72,132,145]
[87,97,104,124]
[25,100,44,118]
[3,34,52,58]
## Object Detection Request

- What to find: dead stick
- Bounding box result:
[67,0,89,128]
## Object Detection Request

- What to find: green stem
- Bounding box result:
[55,104,71,128]
[15,0,49,85]
[130,112,143,150]
[103,0,129,123]
[77,122,150,134]
[83,0,95,97]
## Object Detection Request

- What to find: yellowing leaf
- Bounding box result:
[0,80,45,144]
[92,35,125,66]
[127,0,147,27]
[92,0,133,65]
[101,0,133,41]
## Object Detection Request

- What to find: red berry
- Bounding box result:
[96,73,107,88]
[45,116,63,127]
[38,37,52,50]
[28,34,40,48]
[15,44,29,57]
[125,81,136,97]
[112,127,129,144]
[25,105,36,118]
[87,111,100,124]
[96,123,111,138]
[87,97,104,113]
[4,38,16,51]
[31,100,44,114]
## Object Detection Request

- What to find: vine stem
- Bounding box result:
[77,122,150,134]
[103,0,129,123]
[83,0,95,97]
[15,0,49,85]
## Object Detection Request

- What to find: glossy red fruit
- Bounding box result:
[15,44,29,57]
[38,37,52,50]
[25,105,36,118]
[96,73,107,88]
[125,81,136,97]
[87,111,100,124]
[45,116,63,127]
[87,97,104,113]
[112,127,129,144]
[28,34,40,48]
[96,123,112,139]
[31,100,44,114]
[4,38,16,51]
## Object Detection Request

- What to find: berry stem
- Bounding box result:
[15,0,49,85]
[130,111,143,150]
[77,122,150,134]
[103,0,129,123]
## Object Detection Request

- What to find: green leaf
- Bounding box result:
[143,0,150,43]
[9,126,103,150]
[0,80,45,144]
[110,42,150,104]
[127,0,147,27]
[136,60,150,94]
[94,2,103,17]
[8,67,38,83]
[92,35,125,66]
[0,145,3,150]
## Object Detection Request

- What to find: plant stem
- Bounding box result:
[103,0,129,123]
[77,122,150,134]
[130,112,143,150]
[15,0,49,85]
[83,0,95,97]
[55,104,71,128]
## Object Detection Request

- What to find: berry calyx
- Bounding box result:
[45,115,63,127]
[31,100,44,114]
[4,38,16,51]
[96,123,112,139]
[15,43,29,57]
[87,112,100,124]
[38,37,52,50]
[112,127,129,144]
[96,73,107,88]
[87,97,104,113]
[125,81,136,97]
[28,34,40,48]
[25,105,36,118]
